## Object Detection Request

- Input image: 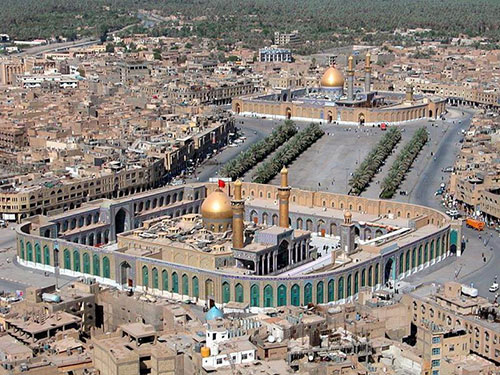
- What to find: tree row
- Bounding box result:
[348,127,402,196]
[380,127,429,199]
[253,123,325,184]
[220,120,297,180]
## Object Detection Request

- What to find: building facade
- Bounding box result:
[15,180,460,311]
[233,58,446,125]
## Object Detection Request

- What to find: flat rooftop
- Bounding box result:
[122,322,156,339]
[7,311,81,335]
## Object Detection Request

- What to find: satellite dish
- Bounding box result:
[268,335,275,343]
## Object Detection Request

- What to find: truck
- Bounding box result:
[465,218,485,231]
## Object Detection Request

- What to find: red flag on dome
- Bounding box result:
[218,179,226,188]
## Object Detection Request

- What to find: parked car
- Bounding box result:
[489,282,499,293]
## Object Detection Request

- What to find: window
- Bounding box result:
[431,360,440,368]
[432,337,441,344]
[449,344,454,352]
[216,358,223,365]
[432,348,440,355]
[242,353,248,360]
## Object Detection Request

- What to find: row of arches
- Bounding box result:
[61,249,111,279]
[57,211,100,234]
[18,227,449,307]
[243,268,376,308]
[27,181,162,219]
[240,183,446,226]
[140,266,201,299]
[69,230,110,246]
[133,191,185,215]
[18,239,112,279]
[20,241,51,266]
[398,237,446,275]
[249,209,386,238]
[116,183,156,199]
[133,233,448,307]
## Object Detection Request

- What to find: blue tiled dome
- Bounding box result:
[205,306,224,321]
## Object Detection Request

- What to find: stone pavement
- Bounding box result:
[405,226,497,296]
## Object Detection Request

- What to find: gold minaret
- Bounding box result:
[278,167,291,228]
[347,55,355,101]
[364,52,372,93]
[231,180,244,248]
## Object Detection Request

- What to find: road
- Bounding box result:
[17,38,99,57]
[0,226,75,293]
[405,108,474,209]
[461,229,499,299]
[405,225,499,300]
[186,117,274,183]
[396,107,500,299]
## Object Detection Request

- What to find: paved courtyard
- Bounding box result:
[265,110,467,197]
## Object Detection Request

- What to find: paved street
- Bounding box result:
[397,108,474,209]
[0,226,75,293]
[405,226,499,299]
[186,117,276,183]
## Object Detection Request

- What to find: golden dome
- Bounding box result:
[320,66,345,88]
[201,189,233,220]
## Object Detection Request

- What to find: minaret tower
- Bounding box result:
[278,167,291,228]
[340,210,356,255]
[231,180,245,248]
[347,55,355,101]
[405,83,414,103]
[364,52,372,93]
